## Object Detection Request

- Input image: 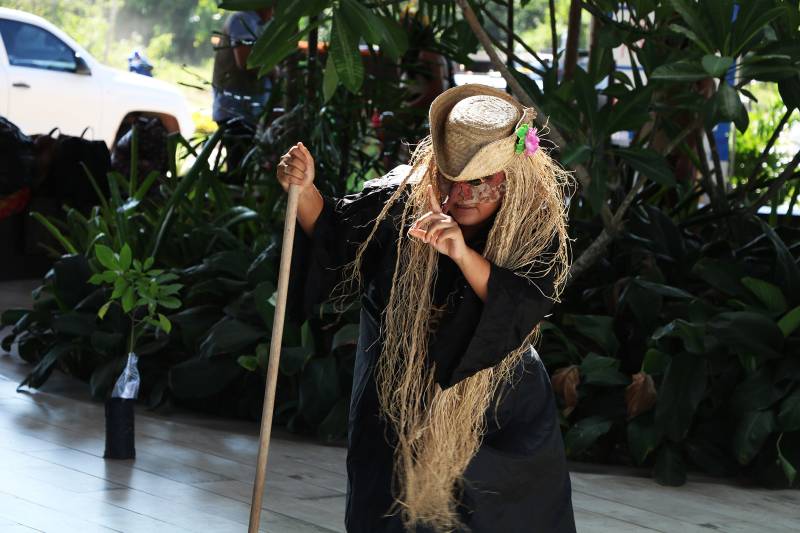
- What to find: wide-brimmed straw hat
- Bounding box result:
[429,84,537,182]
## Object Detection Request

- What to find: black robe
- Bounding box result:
[287,166,577,533]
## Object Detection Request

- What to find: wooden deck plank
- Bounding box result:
[571,473,798,533]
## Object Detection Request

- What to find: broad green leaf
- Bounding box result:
[18,343,73,389]
[119,244,132,271]
[122,286,135,313]
[573,67,597,130]
[375,15,408,60]
[158,297,182,310]
[561,144,592,167]
[729,367,782,413]
[198,317,266,358]
[655,352,706,441]
[733,410,776,465]
[651,60,709,82]
[634,279,693,299]
[340,0,383,45]
[237,355,259,372]
[778,306,800,337]
[778,389,800,432]
[627,414,662,465]
[642,349,670,375]
[701,55,733,77]
[759,219,800,303]
[322,56,339,103]
[95,244,119,271]
[713,82,749,132]
[98,301,112,320]
[158,313,172,334]
[652,319,705,354]
[112,277,127,299]
[564,416,613,456]
[615,147,675,186]
[741,277,787,314]
[168,357,243,399]
[280,345,313,376]
[580,353,629,386]
[777,433,797,485]
[254,281,276,327]
[707,311,784,361]
[779,76,800,111]
[669,0,714,52]
[568,314,619,356]
[731,6,786,56]
[329,11,363,93]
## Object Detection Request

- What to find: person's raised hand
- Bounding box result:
[407,184,468,262]
[276,142,315,194]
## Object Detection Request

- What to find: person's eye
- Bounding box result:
[467,178,483,186]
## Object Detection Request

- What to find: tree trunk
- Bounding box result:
[307,20,319,104]
[549,0,558,67]
[506,0,514,94]
[563,0,582,80]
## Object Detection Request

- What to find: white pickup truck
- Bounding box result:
[0,8,194,148]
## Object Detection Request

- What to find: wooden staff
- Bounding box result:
[248,182,301,533]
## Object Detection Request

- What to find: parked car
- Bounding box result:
[0,8,194,149]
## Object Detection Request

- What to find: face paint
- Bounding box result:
[436,171,507,213]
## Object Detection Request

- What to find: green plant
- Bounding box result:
[89,243,183,354]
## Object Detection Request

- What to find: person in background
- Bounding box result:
[211,7,275,179]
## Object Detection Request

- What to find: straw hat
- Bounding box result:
[429,84,537,182]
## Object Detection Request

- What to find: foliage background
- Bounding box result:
[3,0,800,490]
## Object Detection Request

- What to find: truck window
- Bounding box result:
[0,19,76,72]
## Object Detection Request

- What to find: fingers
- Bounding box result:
[410,210,436,231]
[407,214,455,244]
[430,226,460,246]
[427,184,442,214]
[425,216,455,244]
[298,142,313,164]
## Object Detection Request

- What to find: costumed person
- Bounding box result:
[279,84,577,532]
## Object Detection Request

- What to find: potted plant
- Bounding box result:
[89,243,182,459]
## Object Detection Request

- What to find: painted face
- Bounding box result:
[436,171,507,214]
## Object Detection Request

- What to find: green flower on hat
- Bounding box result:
[515,124,529,154]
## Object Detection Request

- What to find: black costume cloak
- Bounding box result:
[287,166,577,533]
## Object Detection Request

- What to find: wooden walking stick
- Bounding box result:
[248,182,301,533]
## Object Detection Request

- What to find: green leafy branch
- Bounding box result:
[89,243,183,354]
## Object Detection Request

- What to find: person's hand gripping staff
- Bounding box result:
[276,142,315,193]
[276,142,324,237]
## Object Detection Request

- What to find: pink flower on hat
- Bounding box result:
[524,126,540,156]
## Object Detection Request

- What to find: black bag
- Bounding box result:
[0,116,35,194]
[33,128,111,213]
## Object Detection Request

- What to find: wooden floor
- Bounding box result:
[2,280,799,532]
